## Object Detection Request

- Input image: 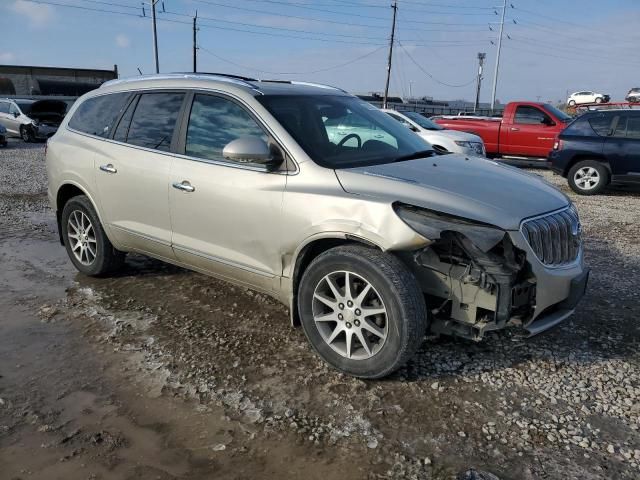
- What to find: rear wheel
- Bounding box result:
[568,160,609,195]
[298,245,427,378]
[595,97,603,104]
[61,195,125,276]
[568,99,576,107]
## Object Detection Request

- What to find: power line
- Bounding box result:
[397,42,477,88]
[198,45,387,75]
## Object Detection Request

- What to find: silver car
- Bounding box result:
[0,98,67,142]
[46,74,589,378]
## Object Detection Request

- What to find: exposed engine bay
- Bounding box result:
[402,231,536,341]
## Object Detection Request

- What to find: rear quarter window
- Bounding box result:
[563,114,612,137]
[68,92,130,138]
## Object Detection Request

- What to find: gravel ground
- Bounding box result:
[0,140,639,479]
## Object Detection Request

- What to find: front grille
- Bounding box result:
[521,206,581,266]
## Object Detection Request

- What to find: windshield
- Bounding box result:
[257,94,432,169]
[401,111,444,130]
[543,103,572,122]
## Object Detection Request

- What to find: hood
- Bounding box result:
[432,128,483,143]
[28,100,67,123]
[335,155,569,230]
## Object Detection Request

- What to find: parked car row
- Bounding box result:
[45,73,588,378]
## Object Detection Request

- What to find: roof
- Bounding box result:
[100,73,347,97]
[0,98,35,103]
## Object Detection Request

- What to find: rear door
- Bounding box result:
[0,101,11,134]
[168,92,286,293]
[502,105,556,157]
[603,113,640,179]
[93,90,187,260]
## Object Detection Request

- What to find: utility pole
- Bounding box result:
[490,0,507,112]
[474,52,486,112]
[151,0,160,73]
[193,10,198,73]
[383,1,397,109]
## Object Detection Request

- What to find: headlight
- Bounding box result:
[394,203,505,252]
[454,140,472,148]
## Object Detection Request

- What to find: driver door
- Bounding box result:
[502,105,555,157]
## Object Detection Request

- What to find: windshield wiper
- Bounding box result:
[393,149,435,162]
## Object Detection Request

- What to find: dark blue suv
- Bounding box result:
[548,110,640,195]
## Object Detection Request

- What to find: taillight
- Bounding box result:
[553,139,563,151]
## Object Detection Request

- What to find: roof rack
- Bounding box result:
[101,73,260,91]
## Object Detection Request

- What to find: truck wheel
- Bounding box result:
[568,160,609,195]
[297,244,427,379]
[61,195,125,276]
[568,100,576,107]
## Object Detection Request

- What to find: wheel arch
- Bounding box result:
[288,234,382,327]
[563,154,611,177]
[55,182,105,246]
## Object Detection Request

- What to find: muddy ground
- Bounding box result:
[0,140,638,479]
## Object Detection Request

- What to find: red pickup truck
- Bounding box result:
[434,102,573,159]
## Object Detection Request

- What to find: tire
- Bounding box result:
[630,97,639,104]
[568,100,576,107]
[61,195,125,276]
[595,97,603,104]
[297,244,427,379]
[567,160,609,195]
[20,125,34,143]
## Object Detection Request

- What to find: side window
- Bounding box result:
[626,116,640,139]
[564,115,611,136]
[113,96,138,143]
[126,92,184,152]
[0,102,8,114]
[514,106,548,125]
[612,117,627,138]
[68,92,130,138]
[588,115,612,136]
[185,94,267,162]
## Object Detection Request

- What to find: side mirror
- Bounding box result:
[13,112,19,118]
[222,136,283,171]
[542,117,555,126]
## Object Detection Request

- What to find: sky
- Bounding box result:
[1,0,639,104]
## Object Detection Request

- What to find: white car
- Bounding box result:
[567,91,610,106]
[382,109,486,156]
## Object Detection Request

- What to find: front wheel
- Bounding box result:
[567,160,609,195]
[568,100,576,107]
[298,245,427,379]
[20,125,34,142]
[595,97,603,104]
[61,195,125,276]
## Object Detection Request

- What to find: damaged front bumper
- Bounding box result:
[397,205,588,340]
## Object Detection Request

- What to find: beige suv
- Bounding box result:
[47,74,589,378]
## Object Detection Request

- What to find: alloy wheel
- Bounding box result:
[574,166,600,191]
[312,270,388,360]
[67,210,97,266]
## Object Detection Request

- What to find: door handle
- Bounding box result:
[510,127,520,132]
[99,164,117,174]
[172,181,195,193]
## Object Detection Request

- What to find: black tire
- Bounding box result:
[567,160,609,195]
[61,195,125,276]
[20,125,35,142]
[298,244,427,379]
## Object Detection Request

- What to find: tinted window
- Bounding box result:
[0,102,8,114]
[613,117,627,138]
[113,96,137,143]
[564,114,612,136]
[627,116,640,139]
[127,92,184,152]
[514,106,548,125]
[185,94,266,162]
[69,93,129,137]
[15,101,32,114]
